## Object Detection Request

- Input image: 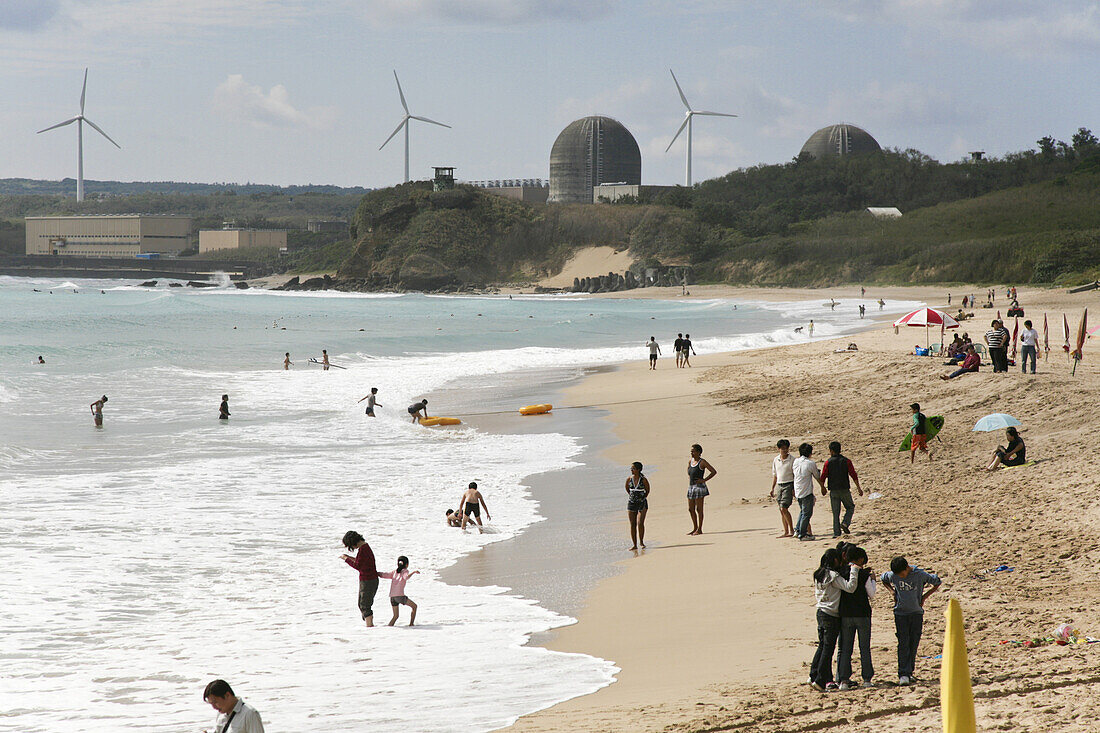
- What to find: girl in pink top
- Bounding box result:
[378,556,420,626]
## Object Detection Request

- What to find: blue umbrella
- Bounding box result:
[973,413,1021,432]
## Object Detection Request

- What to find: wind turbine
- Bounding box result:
[37,68,121,202]
[665,69,736,187]
[379,71,450,183]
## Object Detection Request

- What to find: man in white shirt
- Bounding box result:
[1019,319,1039,374]
[769,439,796,538]
[204,679,265,733]
[792,442,823,541]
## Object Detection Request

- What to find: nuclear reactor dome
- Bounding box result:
[800,124,881,159]
[549,116,641,204]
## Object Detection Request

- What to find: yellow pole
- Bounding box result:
[941,598,976,733]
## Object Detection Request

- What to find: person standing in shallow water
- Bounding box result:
[283,352,291,370]
[625,461,650,550]
[90,395,107,427]
[686,443,717,535]
[219,394,230,420]
[341,531,377,627]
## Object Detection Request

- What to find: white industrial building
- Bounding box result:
[25,215,193,257]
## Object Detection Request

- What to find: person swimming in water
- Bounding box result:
[358,387,382,417]
[408,399,429,423]
[219,394,230,420]
[90,395,108,427]
[458,482,491,532]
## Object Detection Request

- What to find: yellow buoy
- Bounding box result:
[519,404,553,415]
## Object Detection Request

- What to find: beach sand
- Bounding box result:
[505,285,1100,732]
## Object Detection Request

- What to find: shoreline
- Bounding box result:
[507,284,1100,732]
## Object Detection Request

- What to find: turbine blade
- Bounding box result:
[665,117,689,152]
[394,71,408,114]
[379,117,407,150]
[83,117,121,148]
[37,116,80,134]
[410,115,450,129]
[693,111,738,118]
[80,68,88,114]
[670,69,691,111]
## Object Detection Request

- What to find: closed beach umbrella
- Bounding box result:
[1063,313,1071,353]
[973,413,1021,432]
[893,307,960,349]
[1043,313,1049,361]
[1072,308,1088,375]
[1010,318,1019,360]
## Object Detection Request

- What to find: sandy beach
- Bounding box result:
[505,284,1100,732]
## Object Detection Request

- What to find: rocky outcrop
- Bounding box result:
[139,280,157,287]
[568,265,692,292]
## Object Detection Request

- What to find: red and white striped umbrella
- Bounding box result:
[893,307,960,329]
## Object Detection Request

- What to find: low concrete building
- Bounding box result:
[592,184,678,204]
[198,229,287,254]
[468,179,549,204]
[25,215,193,257]
[306,219,347,233]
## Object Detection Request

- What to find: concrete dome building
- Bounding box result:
[549,116,641,204]
[800,124,881,159]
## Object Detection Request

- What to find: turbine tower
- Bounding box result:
[379,71,450,183]
[37,68,121,202]
[664,69,736,187]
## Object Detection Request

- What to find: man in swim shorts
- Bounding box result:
[458,481,491,532]
[358,387,382,417]
[647,336,661,370]
[408,399,429,423]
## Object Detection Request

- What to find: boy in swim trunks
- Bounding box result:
[408,399,429,423]
[909,403,933,463]
[358,387,382,417]
[458,482,491,532]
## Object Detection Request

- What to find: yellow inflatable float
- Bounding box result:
[519,404,553,416]
[419,416,462,426]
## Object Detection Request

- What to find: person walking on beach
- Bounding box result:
[646,337,662,370]
[821,442,862,538]
[984,319,1008,373]
[408,399,429,423]
[458,481,491,532]
[674,333,684,368]
[809,548,859,691]
[90,395,108,427]
[625,461,651,550]
[322,349,330,371]
[880,556,942,685]
[908,403,933,463]
[219,394,230,421]
[769,439,795,538]
[358,387,382,416]
[836,546,876,689]
[203,679,265,733]
[808,320,815,337]
[686,443,717,535]
[858,304,865,319]
[283,352,291,370]
[793,443,822,541]
[681,334,696,367]
[1020,319,1039,374]
[341,531,377,627]
[378,556,419,626]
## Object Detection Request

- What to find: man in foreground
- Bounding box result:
[203,679,264,733]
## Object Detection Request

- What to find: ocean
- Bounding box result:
[0,277,920,732]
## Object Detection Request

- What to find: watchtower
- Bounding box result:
[433,167,455,191]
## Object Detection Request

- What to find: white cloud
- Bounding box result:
[212,75,336,130]
[363,0,618,25]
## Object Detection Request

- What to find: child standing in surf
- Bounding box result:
[378,556,420,626]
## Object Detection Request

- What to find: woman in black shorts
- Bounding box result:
[986,427,1026,470]
[626,461,651,550]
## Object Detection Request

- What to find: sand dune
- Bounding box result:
[539,246,635,289]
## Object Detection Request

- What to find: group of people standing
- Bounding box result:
[621,444,718,550]
[770,440,863,542]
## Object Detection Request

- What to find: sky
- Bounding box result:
[1,0,1098,189]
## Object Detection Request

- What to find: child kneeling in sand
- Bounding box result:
[379,555,420,626]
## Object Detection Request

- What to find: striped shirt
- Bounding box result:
[985,329,1006,348]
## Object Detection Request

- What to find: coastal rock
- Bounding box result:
[187,280,217,288]
[398,253,458,291]
[234,281,250,289]
[298,276,327,291]
[139,280,157,287]
[168,282,183,288]
[277,276,301,291]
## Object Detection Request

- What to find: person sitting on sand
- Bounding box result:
[458,482,491,532]
[986,427,1026,470]
[946,334,965,360]
[686,443,717,535]
[408,399,429,423]
[941,346,980,380]
[625,461,651,550]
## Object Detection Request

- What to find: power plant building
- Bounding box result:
[25,215,193,257]
[800,124,881,158]
[198,229,287,254]
[549,116,641,204]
